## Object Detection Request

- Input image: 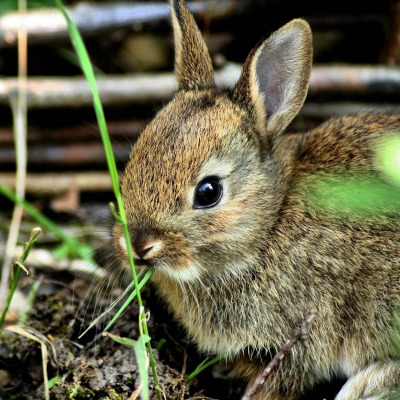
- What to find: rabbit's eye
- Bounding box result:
[194,177,223,209]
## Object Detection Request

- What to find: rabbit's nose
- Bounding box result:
[131,230,162,260]
[136,242,157,259]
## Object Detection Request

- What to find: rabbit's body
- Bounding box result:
[149,113,400,398]
[114,1,400,398]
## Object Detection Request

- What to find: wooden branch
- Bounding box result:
[0,120,144,145]
[241,310,318,400]
[0,172,114,194]
[302,102,400,119]
[0,1,246,47]
[10,246,107,278]
[1,65,400,108]
[0,73,177,108]
[308,66,400,95]
[0,141,132,166]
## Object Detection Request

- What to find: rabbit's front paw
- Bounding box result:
[335,361,400,400]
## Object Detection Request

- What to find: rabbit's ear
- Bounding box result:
[233,19,312,142]
[170,0,215,91]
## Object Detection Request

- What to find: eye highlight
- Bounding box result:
[194,176,223,209]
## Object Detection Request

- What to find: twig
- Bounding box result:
[6,324,57,400]
[0,142,131,166]
[308,65,400,95]
[0,0,28,311]
[0,1,246,47]
[0,172,113,194]
[0,120,145,145]
[241,309,318,400]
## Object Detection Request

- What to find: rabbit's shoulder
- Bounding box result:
[294,113,400,172]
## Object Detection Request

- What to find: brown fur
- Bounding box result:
[114,1,400,398]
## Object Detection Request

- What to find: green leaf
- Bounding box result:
[186,354,225,381]
[134,337,150,400]
[0,227,42,328]
[104,268,154,331]
[0,184,94,259]
[48,375,62,390]
[375,135,400,187]
[306,173,400,218]
[105,332,151,349]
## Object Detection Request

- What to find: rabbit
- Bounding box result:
[113,0,400,398]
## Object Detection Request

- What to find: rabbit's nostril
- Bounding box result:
[130,229,163,260]
[137,243,155,259]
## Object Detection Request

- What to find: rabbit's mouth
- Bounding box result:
[133,258,154,268]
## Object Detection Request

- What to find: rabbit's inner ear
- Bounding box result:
[171,0,215,91]
[233,19,312,141]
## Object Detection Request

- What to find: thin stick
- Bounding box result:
[241,309,318,400]
[0,0,28,311]
[0,1,245,47]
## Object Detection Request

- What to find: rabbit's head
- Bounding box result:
[114,0,312,283]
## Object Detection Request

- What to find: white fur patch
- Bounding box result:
[142,241,163,259]
[161,262,202,282]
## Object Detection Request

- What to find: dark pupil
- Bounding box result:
[195,177,222,208]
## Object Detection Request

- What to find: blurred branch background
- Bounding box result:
[1,0,400,208]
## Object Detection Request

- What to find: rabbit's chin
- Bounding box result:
[119,257,203,282]
[124,257,251,285]
[153,258,252,285]
[155,261,203,282]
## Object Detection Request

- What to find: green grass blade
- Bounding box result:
[375,135,400,187]
[0,227,41,328]
[0,183,93,259]
[306,173,400,218]
[78,279,136,339]
[104,332,151,349]
[55,2,160,396]
[54,0,118,198]
[105,331,151,400]
[104,268,154,331]
[54,0,137,285]
[135,332,150,400]
[78,267,151,338]
[187,354,225,381]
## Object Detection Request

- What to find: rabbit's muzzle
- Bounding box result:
[129,228,164,262]
[113,223,201,280]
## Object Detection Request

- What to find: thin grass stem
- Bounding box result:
[0,227,41,328]
[54,1,161,397]
[0,0,28,311]
[186,354,225,381]
[0,184,91,259]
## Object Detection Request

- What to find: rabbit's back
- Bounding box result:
[295,113,400,171]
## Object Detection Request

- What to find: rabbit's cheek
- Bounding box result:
[159,233,201,273]
[193,205,252,246]
[112,224,127,261]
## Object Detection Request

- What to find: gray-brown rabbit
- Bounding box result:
[113,0,400,398]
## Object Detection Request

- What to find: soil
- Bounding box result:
[0,203,346,400]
